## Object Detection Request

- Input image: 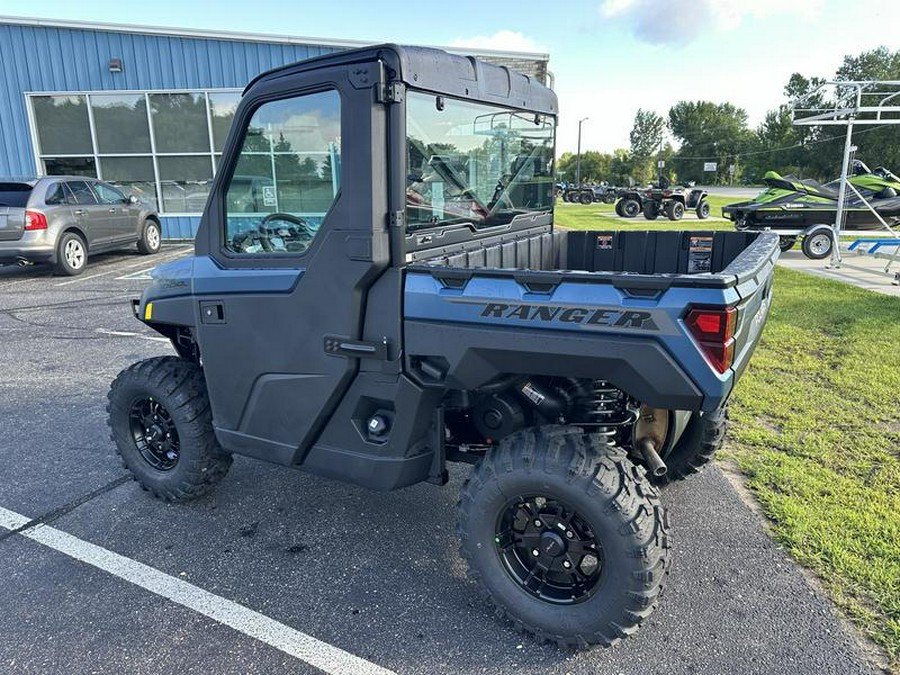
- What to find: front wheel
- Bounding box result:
[696,200,711,219]
[802,231,834,259]
[107,356,232,501]
[137,219,161,255]
[580,192,593,205]
[458,426,670,647]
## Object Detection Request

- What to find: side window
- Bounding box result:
[224,89,341,255]
[66,180,99,205]
[45,182,67,205]
[93,182,126,204]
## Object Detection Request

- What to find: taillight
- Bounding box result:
[685,306,737,373]
[24,210,48,231]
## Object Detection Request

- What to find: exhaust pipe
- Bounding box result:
[637,437,667,477]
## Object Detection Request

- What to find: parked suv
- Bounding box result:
[0,177,161,275]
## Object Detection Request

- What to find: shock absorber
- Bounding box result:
[588,380,639,444]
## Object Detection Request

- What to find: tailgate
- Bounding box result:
[0,207,26,241]
[724,231,779,379]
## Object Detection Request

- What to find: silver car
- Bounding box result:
[0,177,161,275]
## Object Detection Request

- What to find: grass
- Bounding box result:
[727,268,900,669]
[556,196,900,669]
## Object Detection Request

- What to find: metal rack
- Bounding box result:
[792,80,900,268]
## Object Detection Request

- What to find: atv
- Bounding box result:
[642,179,710,221]
[614,187,644,218]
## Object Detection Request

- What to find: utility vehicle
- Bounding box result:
[108,45,779,648]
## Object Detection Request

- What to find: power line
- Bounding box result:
[673,124,889,160]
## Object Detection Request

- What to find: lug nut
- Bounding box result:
[566,531,574,539]
[534,519,542,527]
[531,549,540,557]
[562,560,572,569]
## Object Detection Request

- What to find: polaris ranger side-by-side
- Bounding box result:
[108,45,779,647]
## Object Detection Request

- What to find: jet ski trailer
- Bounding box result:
[731,81,900,264]
[723,163,900,259]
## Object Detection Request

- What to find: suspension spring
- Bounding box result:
[588,380,639,443]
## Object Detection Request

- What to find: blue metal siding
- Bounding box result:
[160,215,201,240]
[0,22,338,179]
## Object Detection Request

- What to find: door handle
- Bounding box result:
[73,209,85,215]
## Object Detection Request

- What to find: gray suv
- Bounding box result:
[0,177,161,275]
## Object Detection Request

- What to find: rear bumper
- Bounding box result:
[0,231,56,264]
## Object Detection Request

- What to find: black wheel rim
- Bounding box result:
[494,495,604,604]
[128,397,180,471]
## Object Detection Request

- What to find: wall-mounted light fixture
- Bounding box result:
[108,58,123,73]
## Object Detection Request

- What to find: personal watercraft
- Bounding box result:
[722,160,900,231]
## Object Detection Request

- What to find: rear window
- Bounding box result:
[0,183,33,208]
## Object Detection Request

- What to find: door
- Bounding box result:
[192,63,390,463]
[92,181,137,244]
[64,179,113,247]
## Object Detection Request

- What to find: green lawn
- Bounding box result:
[728,269,900,669]
[556,197,900,669]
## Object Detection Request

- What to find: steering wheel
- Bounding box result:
[257,212,315,253]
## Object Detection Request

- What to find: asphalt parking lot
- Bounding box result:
[0,245,879,675]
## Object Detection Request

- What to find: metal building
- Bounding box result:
[0,16,550,238]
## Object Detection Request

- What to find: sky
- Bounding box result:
[1,0,899,154]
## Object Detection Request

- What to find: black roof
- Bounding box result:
[246,43,557,116]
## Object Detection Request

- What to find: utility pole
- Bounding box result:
[576,117,589,186]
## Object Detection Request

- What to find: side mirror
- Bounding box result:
[127,195,139,205]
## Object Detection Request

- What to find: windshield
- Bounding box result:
[406,92,555,232]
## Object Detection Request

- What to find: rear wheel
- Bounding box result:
[654,407,727,484]
[580,192,593,205]
[458,426,670,647]
[137,219,161,255]
[666,200,685,221]
[696,200,711,219]
[643,202,659,220]
[614,199,625,217]
[54,231,87,276]
[802,231,833,259]
[108,356,232,501]
[621,198,641,218]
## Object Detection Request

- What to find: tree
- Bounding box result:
[668,101,753,184]
[745,47,900,182]
[629,109,665,184]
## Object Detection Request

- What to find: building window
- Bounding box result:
[32,95,93,155]
[27,89,290,216]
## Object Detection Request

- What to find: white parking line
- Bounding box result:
[55,269,119,286]
[94,329,171,343]
[122,247,192,270]
[0,505,396,675]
